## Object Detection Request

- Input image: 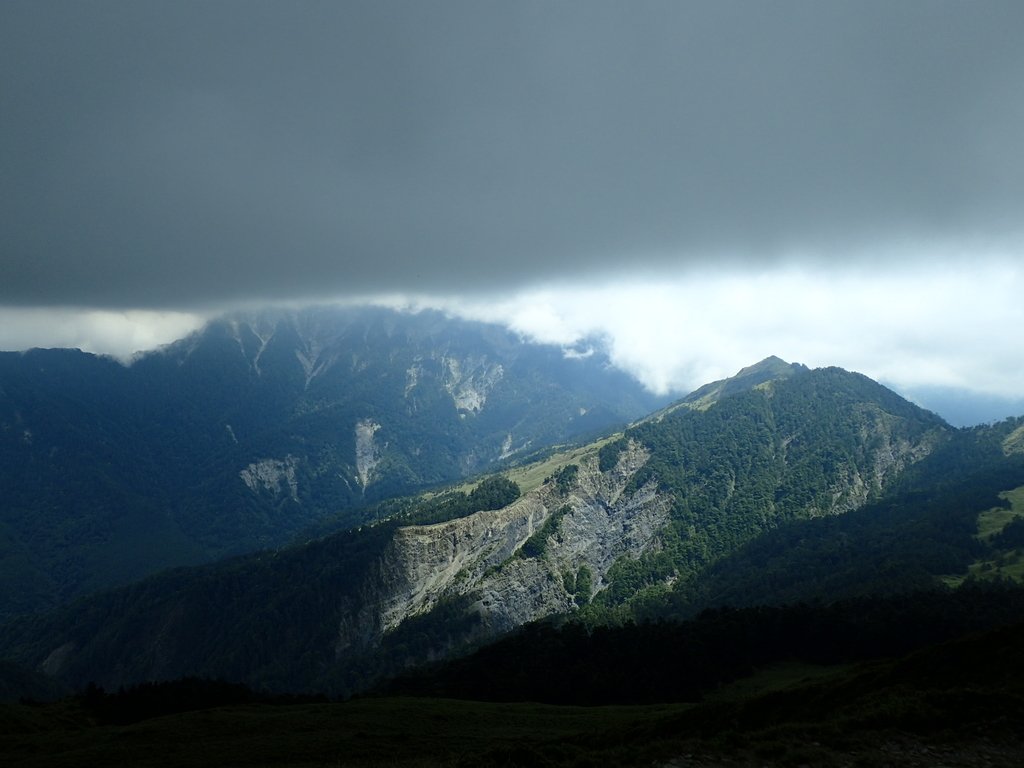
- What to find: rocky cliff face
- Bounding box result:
[805,402,943,517]
[334,440,672,658]
[473,453,671,635]
[354,419,384,490]
[331,366,952,668]
[239,456,300,501]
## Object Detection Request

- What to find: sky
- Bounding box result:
[2,1,1023,419]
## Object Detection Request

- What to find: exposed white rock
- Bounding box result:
[474,475,672,635]
[295,347,337,389]
[238,319,272,376]
[376,493,549,633]
[291,317,344,388]
[355,419,383,489]
[404,362,423,398]
[226,318,247,360]
[239,456,300,501]
[816,404,944,517]
[40,641,76,677]
[350,354,369,373]
[442,355,504,413]
[344,440,671,650]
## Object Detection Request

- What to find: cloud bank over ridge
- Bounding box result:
[1,2,1022,416]
[3,2,1024,308]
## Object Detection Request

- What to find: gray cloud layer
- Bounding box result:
[3,1,1024,308]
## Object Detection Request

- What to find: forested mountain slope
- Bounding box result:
[384,415,1024,710]
[0,306,662,619]
[663,417,1024,615]
[0,359,961,696]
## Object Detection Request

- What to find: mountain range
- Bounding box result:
[0,306,662,618]
[3,338,1021,702]
[3,309,1024,768]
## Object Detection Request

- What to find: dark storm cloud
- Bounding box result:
[3,1,1023,308]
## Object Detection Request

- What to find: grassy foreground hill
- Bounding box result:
[3,612,1024,767]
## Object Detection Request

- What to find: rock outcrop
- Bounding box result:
[239,456,300,501]
[335,440,672,656]
[355,419,383,489]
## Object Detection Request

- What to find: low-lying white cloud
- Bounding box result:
[1,260,1019,404]
[401,259,1023,400]
[0,308,207,361]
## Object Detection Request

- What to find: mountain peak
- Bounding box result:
[734,355,795,378]
[675,356,806,411]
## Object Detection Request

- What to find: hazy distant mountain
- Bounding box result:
[894,383,1024,428]
[0,306,664,618]
[8,359,1012,698]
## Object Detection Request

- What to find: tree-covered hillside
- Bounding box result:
[587,363,948,613]
[383,584,1024,706]
[661,418,1024,616]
